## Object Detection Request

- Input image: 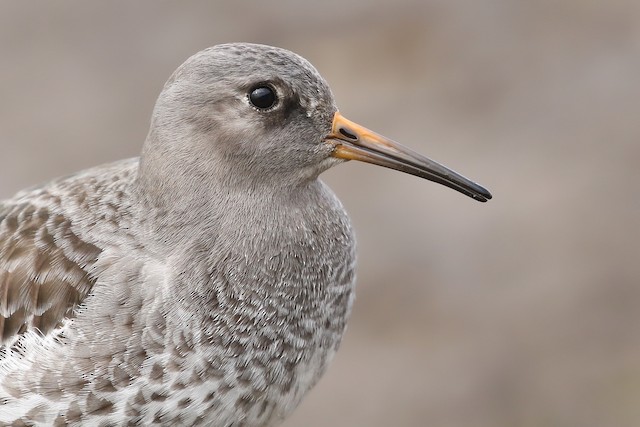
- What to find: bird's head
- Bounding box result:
[143,43,491,202]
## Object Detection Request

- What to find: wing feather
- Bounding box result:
[0,201,102,344]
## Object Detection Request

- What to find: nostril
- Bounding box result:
[339,127,358,141]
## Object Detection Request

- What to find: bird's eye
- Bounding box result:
[249,86,277,110]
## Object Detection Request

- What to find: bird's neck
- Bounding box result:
[134,154,343,251]
[134,123,336,245]
[133,150,294,251]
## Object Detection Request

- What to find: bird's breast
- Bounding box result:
[157,182,357,424]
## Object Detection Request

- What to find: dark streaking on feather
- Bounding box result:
[0,43,490,426]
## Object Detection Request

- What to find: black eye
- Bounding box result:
[249,86,277,110]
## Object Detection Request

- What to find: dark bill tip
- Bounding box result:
[328,112,492,203]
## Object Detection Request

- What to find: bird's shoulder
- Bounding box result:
[0,158,140,347]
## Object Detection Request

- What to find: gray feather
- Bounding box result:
[0,44,356,426]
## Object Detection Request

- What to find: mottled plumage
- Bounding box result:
[0,43,490,426]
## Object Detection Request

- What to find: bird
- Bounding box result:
[0,43,491,426]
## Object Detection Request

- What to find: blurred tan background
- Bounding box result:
[1,1,639,426]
